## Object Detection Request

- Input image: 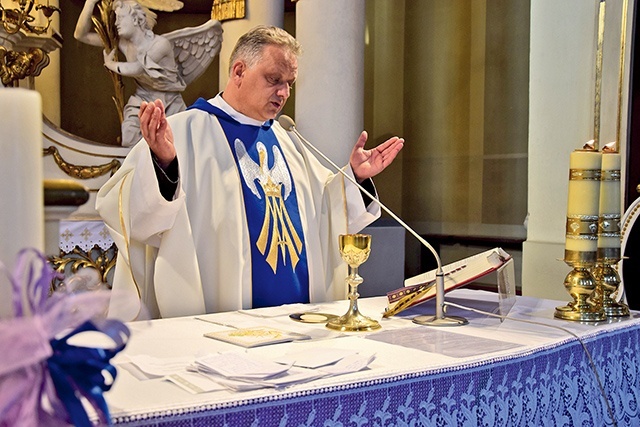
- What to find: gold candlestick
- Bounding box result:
[592,152,629,317]
[326,234,381,332]
[556,149,606,322]
[592,260,629,317]
[556,248,606,322]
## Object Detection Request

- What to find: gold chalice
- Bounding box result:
[326,234,381,332]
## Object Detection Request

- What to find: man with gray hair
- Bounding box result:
[97,25,404,320]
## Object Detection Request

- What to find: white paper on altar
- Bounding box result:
[366,327,522,358]
[195,352,293,379]
[120,354,194,379]
[165,371,227,393]
[316,353,376,375]
[274,347,358,369]
[121,347,376,394]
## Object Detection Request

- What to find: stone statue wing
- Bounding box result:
[235,138,262,199]
[136,0,183,12]
[270,145,292,200]
[163,20,223,85]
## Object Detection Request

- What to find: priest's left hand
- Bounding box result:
[350,131,404,182]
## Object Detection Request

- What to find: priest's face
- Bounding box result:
[233,45,297,122]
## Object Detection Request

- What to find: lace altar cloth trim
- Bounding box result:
[59,219,114,252]
[111,325,640,426]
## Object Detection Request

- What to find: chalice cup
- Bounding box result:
[326,234,381,332]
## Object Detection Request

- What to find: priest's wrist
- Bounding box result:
[351,167,364,184]
[153,153,175,171]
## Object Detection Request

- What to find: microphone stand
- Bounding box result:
[279,115,467,326]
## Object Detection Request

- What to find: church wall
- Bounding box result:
[378,0,529,283]
[363,0,405,222]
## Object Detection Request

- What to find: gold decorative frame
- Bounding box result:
[43,146,121,179]
[49,244,117,293]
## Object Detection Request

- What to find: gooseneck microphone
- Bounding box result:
[278,115,467,326]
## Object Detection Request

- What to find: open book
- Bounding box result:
[384,247,512,317]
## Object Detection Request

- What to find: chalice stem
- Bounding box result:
[346,271,362,316]
[347,267,361,299]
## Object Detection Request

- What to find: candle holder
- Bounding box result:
[326,234,381,332]
[555,260,606,322]
[592,225,629,317]
[592,160,629,318]
[591,261,629,317]
[556,220,606,322]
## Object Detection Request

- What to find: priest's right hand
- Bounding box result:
[139,99,176,169]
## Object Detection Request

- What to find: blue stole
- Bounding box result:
[188,98,310,307]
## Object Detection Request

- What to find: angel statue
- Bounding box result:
[74,0,222,147]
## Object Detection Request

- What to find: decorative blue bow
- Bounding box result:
[47,319,130,427]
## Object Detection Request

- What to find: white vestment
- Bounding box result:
[97,97,380,320]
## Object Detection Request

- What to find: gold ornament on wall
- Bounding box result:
[0,0,60,35]
[0,0,60,86]
[211,0,244,22]
[43,146,121,180]
[0,46,48,87]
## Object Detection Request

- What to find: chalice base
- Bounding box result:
[326,310,381,332]
[554,303,607,322]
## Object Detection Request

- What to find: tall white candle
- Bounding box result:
[597,151,621,251]
[0,88,44,317]
[565,149,602,254]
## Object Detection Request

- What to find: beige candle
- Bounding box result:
[0,88,43,317]
[565,149,602,255]
[597,151,621,254]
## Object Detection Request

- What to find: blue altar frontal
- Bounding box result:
[104,290,640,426]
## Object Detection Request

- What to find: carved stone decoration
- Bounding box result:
[75,0,223,146]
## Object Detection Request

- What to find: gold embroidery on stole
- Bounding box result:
[236,139,304,274]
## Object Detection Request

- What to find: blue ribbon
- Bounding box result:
[47,319,130,427]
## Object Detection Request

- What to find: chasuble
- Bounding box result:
[96,96,380,319]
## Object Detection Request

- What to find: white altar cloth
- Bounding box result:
[102,289,640,426]
[59,219,114,252]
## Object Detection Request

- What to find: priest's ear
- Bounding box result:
[229,60,246,86]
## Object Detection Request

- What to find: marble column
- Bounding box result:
[218,0,284,90]
[295,0,365,167]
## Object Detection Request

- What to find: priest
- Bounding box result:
[97,25,404,320]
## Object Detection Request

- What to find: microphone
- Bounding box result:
[278,115,467,326]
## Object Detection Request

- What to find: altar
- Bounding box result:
[102,289,640,426]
